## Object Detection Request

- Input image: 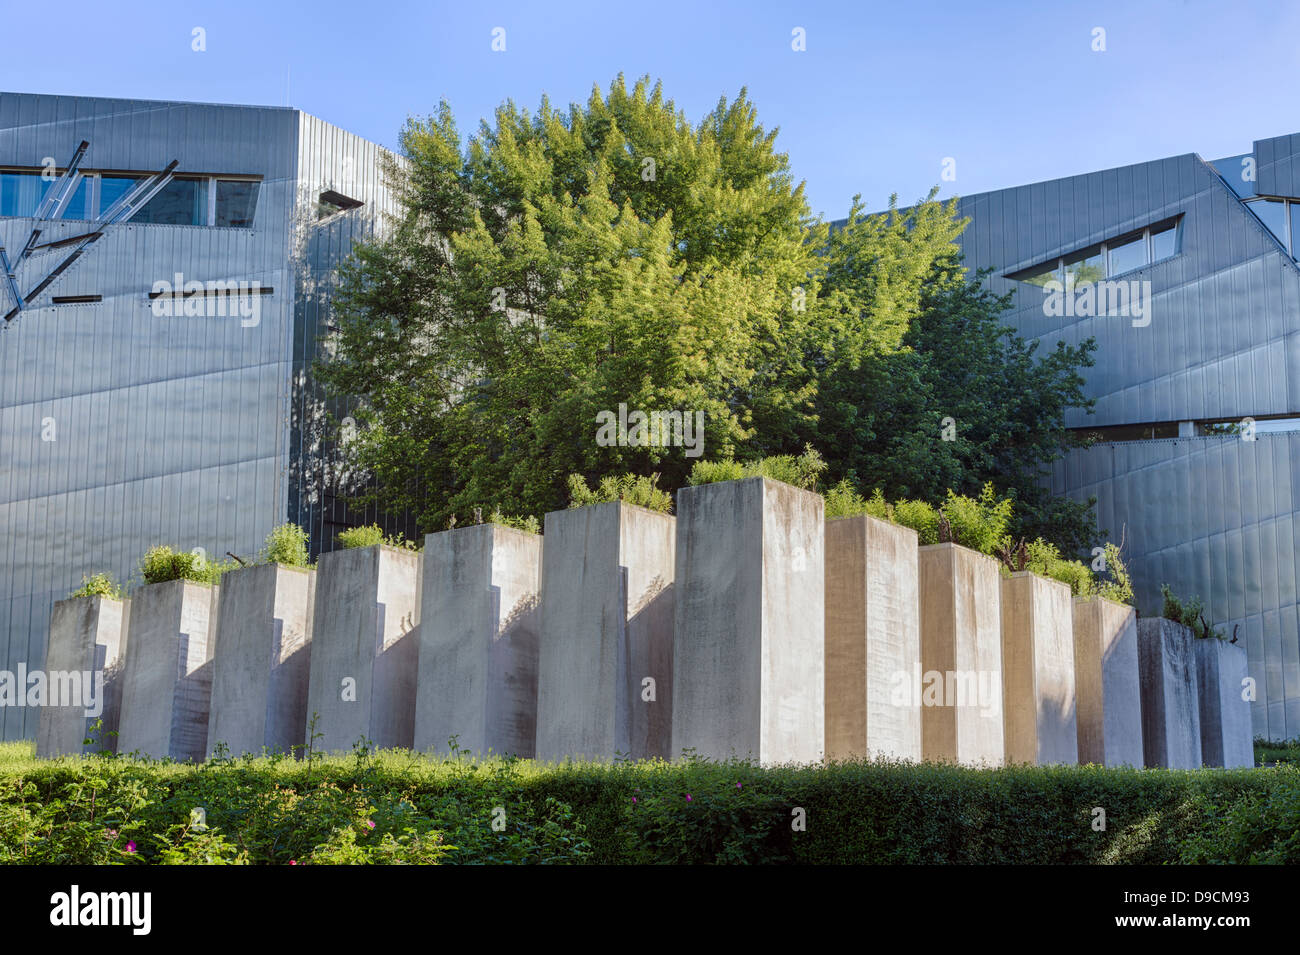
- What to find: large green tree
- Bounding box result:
[317,74,1099,552]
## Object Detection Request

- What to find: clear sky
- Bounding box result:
[2,0,1296,219]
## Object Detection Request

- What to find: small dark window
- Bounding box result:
[134,177,208,225]
[216,180,259,228]
[317,189,363,220]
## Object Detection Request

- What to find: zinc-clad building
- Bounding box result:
[0,92,400,740]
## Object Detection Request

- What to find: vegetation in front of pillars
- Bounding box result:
[567,472,673,514]
[68,573,125,601]
[337,524,420,551]
[686,446,827,492]
[314,73,1097,554]
[260,523,312,568]
[139,545,237,586]
[1161,584,1226,640]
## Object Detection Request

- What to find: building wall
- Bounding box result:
[956,141,1300,740]
[0,93,394,740]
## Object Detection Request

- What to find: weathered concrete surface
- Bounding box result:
[824,515,921,761]
[672,478,824,765]
[1194,637,1254,768]
[36,596,128,756]
[918,543,1004,767]
[305,546,420,753]
[1000,572,1077,765]
[207,563,314,757]
[415,524,541,757]
[1072,597,1143,767]
[117,580,216,761]
[536,503,675,761]
[1137,617,1202,769]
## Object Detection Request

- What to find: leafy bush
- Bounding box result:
[68,573,124,601]
[1161,584,1223,639]
[942,483,1014,555]
[688,446,826,492]
[338,524,419,551]
[260,523,311,567]
[139,546,236,586]
[487,509,541,534]
[567,473,673,514]
[1094,541,1135,604]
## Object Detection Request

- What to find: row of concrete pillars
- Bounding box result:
[35,477,1253,768]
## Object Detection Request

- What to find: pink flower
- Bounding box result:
[736,782,742,788]
[631,797,637,803]
[685,794,692,802]
[289,860,298,866]
[125,841,136,853]
[365,820,375,830]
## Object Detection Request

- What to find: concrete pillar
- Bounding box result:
[116,580,216,761]
[536,502,675,761]
[918,543,1004,767]
[305,545,420,753]
[1072,596,1143,767]
[207,563,314,757]
[36,595,128,756]
[1000,572,1077,765]
[1194,637,1254,768]
[824,515,921,761]
[1137,617,1202,769]
[416,524,541,757]
[672,477,824,765]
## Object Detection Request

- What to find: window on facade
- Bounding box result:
[1246,198,1288,249]
[133,177,209,225]
[317,189,363,220]
[1008,218,1181,287]
[99,176,141,217]
[215,179,259,227]
[0,170,90,219]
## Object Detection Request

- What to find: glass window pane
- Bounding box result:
[99,176,141,218]
[0,171,49,217]
[1107,233,1148,275]
[1019,261,1062,287]
[1064,247,1105,285]
[1290,203,1300,259]
[1247,200,1285,250]
[133,177,208,225]
[57,177,92,220]
[215,179,259,227]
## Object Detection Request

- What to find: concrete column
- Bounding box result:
[116,580,216,761]
[1072,596,1143,767]
[36,595,128,757]
[416,523,541,757]
[1000,572,1077,765]
[1194,637,1254,768]
[536,502,675,761]
[672,477,824,765]
[918,543,1004,767]
[305,545,420,753]
[207,563,314,757]
[1137,617,1202,769]
[825,515,921,761]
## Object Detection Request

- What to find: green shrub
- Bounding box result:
[1161,584,1223,639]
[943,483,1013,555]
[567,473,673,514]
[1095,542,1135,604]
[687,446,826,492]
[338,524,419,551]
[487,509,541,534]
[261,523,311,567]
[891,498,941,544]
[139,546,235,586]
[68,573,124,601]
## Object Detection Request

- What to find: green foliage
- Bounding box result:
[567,473,673,513]
[139,546,236,586]
[2,740,1293,865]
[1160,585,1224,639]
[337,524,420,551]
[1095,542,1135,604]
[260,523,311,567]
[68,573,124,601]
[487,509,541,534]
[687,446,826,492]
[941,483,1013,555]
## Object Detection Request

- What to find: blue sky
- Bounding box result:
[2,0,1296,218]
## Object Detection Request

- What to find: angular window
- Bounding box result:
[215,179,259,227]
[1246,198,1287,250]
[133,177,208,225]
[99,176,141,217]
[1019,262,1062,287]
[1064,246,1105,285]
[1107,233,1148,275]
[1150,222,1179,262]
[317,189,363,220]
[57,177,93,220]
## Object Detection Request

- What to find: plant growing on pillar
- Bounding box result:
[1160,584,1225,639]
[567,472,673,513]
[337,524,419,551]
[68,573,124,600]
[138,545,237,586]
[260,523,311,567]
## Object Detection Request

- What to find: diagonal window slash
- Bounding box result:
[2,150,179,325]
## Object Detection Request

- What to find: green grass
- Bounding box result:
[3,740,1298,864]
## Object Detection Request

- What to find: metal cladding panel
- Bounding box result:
[1051,433,1300,740]
[1255,133,1300,200]
[0,93,305,739]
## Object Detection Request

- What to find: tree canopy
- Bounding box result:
[315,74,1100,553]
